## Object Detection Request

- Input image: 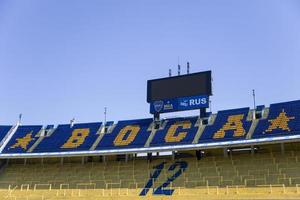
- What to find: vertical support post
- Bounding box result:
[154,113,160,122]
[60,157,64,165]
[24,158,27,166]
[281,143,285,155]
[147,153,152,162]
[172,151,175,160]
[200,108,206,118]
[196,150,202,160]
[125,154,128,163]
[102,155,106,163]
[81,157,85,165]
[223,148,228,158]
[251,145,255,156]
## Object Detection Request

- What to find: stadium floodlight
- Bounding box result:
[187,62,190,74]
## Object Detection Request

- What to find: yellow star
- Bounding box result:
[10,132,34,150]
[265,109,295,133]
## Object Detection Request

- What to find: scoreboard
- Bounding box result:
[147,71,212,114]
[147,71,212,102]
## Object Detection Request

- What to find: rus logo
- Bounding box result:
[153,101,164,112]
[189,98,207,106]
[179,100,189,107]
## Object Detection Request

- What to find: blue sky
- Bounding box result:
[0,0,299,125]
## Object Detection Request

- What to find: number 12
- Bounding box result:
[139,161,188,196]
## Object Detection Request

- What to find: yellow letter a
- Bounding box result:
[213,114,246,139]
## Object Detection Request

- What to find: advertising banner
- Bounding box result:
[150,95,209,114]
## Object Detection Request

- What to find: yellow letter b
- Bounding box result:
[61,128,89,148]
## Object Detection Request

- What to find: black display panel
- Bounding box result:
[147,71,212,102]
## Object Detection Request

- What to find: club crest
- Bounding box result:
[153,101,164,112]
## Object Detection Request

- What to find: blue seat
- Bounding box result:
[252,100,300,138]
[33,122,102,152]
[1,100,300,155]
[150,117,198,146]
[199,108,251,143]
[45,125,54,130]
[96,118,152,149]
[0,125,12,144]
[105,121,114,126]
[256,105,265,112]
[2,125,42,153]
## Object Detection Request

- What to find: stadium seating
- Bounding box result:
[0,100,299,155]
[198,107,251,142]
[252,100,300,138]
[1,144,300,199]
[255,105,265,112]
[0,125,12,144]
[150,117,199,146]
[0,100,300,199]
[34,122,102,152]
[96,118,152,149]
[2,125,42,153]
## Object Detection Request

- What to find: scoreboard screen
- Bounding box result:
[147,71,212,102]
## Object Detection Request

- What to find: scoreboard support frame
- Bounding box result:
[200,108,206,118]
[152,107,207,129]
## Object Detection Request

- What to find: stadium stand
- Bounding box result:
[97,118,152,149]
[1,100,300,155]
[150,116,199,146]
[34,122,102,152]
[198,107,252,142]
[0,100,300,199]
[1,144,300,199]
[2,125,42,153]
[252,100,300,138]
[0,126,12,144]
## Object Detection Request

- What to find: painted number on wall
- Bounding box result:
[139,161,188,196]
